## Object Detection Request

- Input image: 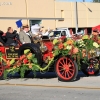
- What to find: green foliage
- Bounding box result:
[53,39,59,45]
[10,59,15,65]
[61,50,69,56]
[24,49,30,54]
[84,39,94,51]
[54,50,60,56]
[32,58,37,64]
[2,34,100,79]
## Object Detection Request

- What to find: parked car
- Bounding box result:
[43,28,71,39]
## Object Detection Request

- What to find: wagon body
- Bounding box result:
[0,33,100,82]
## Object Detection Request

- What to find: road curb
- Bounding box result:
[0,83,100,90]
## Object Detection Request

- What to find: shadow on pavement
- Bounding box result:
[7,71,95,82]
[9,71,57,79]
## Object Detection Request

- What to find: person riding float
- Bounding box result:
[19,24,33,44]
[31,24,43,44]
[5,27,18,46]
[0,30,5,46]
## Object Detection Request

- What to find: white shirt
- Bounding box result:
[31,24,41,35]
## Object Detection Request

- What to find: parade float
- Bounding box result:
[0,30,100,82]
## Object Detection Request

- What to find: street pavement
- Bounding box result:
[0,71,100,100]
[0,85,100,100]
[0,71,100,88]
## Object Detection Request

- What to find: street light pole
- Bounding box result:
[25,0,28,24]
[74,1,78,34]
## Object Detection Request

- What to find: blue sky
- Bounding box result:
[56,0,93,2]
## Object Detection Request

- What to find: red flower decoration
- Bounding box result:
[58,43,64,49]
[23,59,28,64]
[43,52,53,61]
[19,55,26,60]
[44,42,54,52]
[60,36,66,41]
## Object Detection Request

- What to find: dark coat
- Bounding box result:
[0,36,5,44]
[0,30,5,44]
[6,32,16,45]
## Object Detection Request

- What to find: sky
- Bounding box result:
[55,0,93,2]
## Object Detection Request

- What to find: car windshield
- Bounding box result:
[49,31,61,37]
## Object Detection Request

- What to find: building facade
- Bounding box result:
[0,0,100,33]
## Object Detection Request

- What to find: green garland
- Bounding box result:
[3,56,54,79]
[1,34,100,79]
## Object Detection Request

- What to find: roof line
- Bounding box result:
[0,17,64,20]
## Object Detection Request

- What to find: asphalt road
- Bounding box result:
[0,85,100,100]
[0,71,100,100]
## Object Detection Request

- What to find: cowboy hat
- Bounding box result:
[22,24,29,28]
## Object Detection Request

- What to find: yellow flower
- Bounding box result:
[93,42,99,48]
[66,45,72,50]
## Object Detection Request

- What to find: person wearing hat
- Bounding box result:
[19,24,33,44]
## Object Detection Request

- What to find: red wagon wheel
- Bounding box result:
[55,56,78,82]
[0,64,4,79]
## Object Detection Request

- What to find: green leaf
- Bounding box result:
[32,58,38,64]
[54,50,59,56]
[32,65,39,71]
[82,35,89,40]
[24,49,30,54]
[32,54,35,58]
[0,52,2,57]
[10,59,15,65]
[53,39,59,45]
[63,42,67,47]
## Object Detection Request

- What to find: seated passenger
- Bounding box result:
[0,30,6,46]
[19,24,33,44]
[6,27,17,46]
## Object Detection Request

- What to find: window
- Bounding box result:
[29,20,42,26]
[61,31,66,36]
[54,31,61,37]
[58,10,64,21]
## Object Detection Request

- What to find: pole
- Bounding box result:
[74,1,78,34]
[25,0,28,24]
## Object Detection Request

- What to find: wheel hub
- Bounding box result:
[64,65,69,72]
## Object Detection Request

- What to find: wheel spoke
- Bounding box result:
[66,72,70,78]
[58,66,63,68]
[59,68,64,71]
[68,70,73,75]
[64,71,66,77]
[62,59,65,65]
[59,61,64,66]
[61,71,65,76]
[69,69,74,71]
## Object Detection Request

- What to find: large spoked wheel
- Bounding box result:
[0,64,4,80]
[55,56,78,82]
[81,58,100,76]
